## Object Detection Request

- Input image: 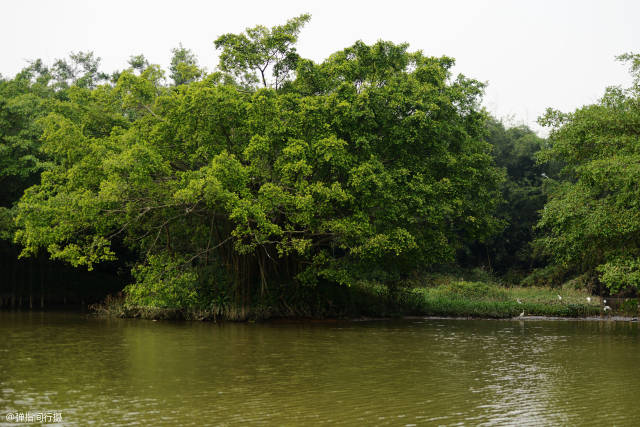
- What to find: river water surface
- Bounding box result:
[1,312,639,426]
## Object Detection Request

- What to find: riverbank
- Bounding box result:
[90,281,630,321]
[403,315,639,322]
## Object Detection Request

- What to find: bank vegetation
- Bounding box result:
[1,16,639,319]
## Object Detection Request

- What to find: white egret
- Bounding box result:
[604,305,612,312]
[517,298,522,305]
[519,310,525,318]
[586,297,591,303]
[557,294,562,301]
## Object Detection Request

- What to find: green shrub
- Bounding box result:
[620,299,639,316]
[521,265,567,287]
[125,254,200,309]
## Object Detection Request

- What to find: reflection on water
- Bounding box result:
[1,312,639,426]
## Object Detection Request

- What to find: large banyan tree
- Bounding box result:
[14,16,503,310]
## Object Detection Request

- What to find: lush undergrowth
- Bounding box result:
[92,280,617,321]
[406,283,603,318]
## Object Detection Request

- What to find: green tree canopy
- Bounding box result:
[1,60,60,236]
[536,53,640,293]
[214,14,311,89]
[468,119,547,275]
[169,44,203,86]
[13,18,504,309]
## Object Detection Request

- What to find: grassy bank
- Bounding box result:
[92,280,621,321]
[403,283,604,318]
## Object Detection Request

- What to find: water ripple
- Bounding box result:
[1,313,639,425]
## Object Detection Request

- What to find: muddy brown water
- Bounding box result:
[1,311,639,426]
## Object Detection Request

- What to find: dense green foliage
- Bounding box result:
[1,61,53,233]
[9,16,506,312]
[0,55,126,307]
[3,15,637,316]
[469,119,549,277]
[0,52,115,229]
[536,53,640,293]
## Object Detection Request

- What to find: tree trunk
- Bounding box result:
[40,257,46,309]
[11,261,16,308]
[29,258,33,310]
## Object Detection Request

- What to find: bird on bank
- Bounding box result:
[517,299,522,305]
[557,294,562,301]
[519,310,525,318]
[604,305,612,313]
[586,297,591,303]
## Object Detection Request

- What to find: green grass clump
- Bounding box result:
[401,281,602,318]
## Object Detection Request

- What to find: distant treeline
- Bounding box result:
[1,15,639,312]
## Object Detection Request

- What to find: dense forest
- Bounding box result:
[1,15,639,317]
